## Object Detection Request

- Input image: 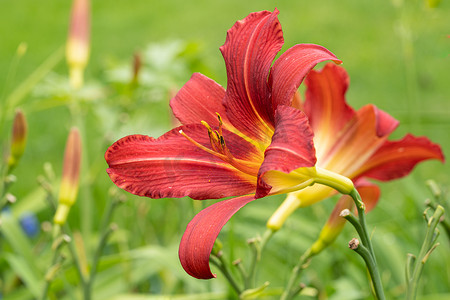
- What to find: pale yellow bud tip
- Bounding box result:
[54,204,71,225]
[69,66,84,89]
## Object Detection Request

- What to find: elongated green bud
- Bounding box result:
[8,110,27,170]
[66,0,90,89]
[54,128,82,225]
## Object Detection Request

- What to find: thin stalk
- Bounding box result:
[61,224,88,290]
[246,229,274,289]
[341,210,368,247]
[210,255,242,295]
[84,198,120,297]
[246,239,259,289]
[349,239,384,299]
[39,246,60,300]
[406,205,444,300]
[348,189,385,300]
[280,249,312,300]
[40,235,70,300]
[233,259,248,283]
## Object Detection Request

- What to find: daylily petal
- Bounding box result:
[303,64,355,161]
[354,179,380,212]
[310,195,353,255]
[220,9,283,143]
[256,105,316,198]
[320,104,399,177]
[179,195,255,279]
[170,73,229,127]
[309,179,379,255]
[269,44,341,109]
[105,125,260,200]
[355,134,445,181]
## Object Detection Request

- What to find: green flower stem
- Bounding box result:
[280,249,312,300]
[246,229,274,289]
[348,189,385,300]
[61,224,89,291]
[259,229,274,253]
[340,209,368,247]
[348,238,382,295]
[406,205,444,300]
[84,197,120,299]
[233,259,248,283]
[427,201,450,242]
[246,239,259,289]
[39,235,69,300]
[210,254,242,295]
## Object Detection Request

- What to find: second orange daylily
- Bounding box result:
[268,64,444,252]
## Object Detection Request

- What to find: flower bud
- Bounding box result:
[66,0,90,89]
[8,110,27,170]
[54,128,82,225]
[310,196,353,255]
[131,52,142,84]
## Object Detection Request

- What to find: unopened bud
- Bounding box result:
[66,0,90,89]
[54,128,82,225]
[8,110,27,170]
[131,52,142,83]
[310,196,353,255]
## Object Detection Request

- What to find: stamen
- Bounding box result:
[179,124,260,177]
[201,121,219,151]
[179,130,228,160]
[216,113,223,136]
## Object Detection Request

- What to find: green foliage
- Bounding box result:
[1,0,449,299]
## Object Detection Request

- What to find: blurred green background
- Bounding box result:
[1,0,449,299]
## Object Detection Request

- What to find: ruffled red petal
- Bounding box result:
[256,105,316,198]
[179,195,255,279]
[105,125,259,200]
[170,73,229,126]
[220,9,283,143]
[269,44,341,110]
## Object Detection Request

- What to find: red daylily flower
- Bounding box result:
[105,9,444,280]
[267,63,444,251]
[106,9,347,279]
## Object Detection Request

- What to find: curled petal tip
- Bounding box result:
[179,196,255,279]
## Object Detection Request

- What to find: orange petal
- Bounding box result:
[355,134,444,181]
[320,104,399,177]
[303,64,355,161]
